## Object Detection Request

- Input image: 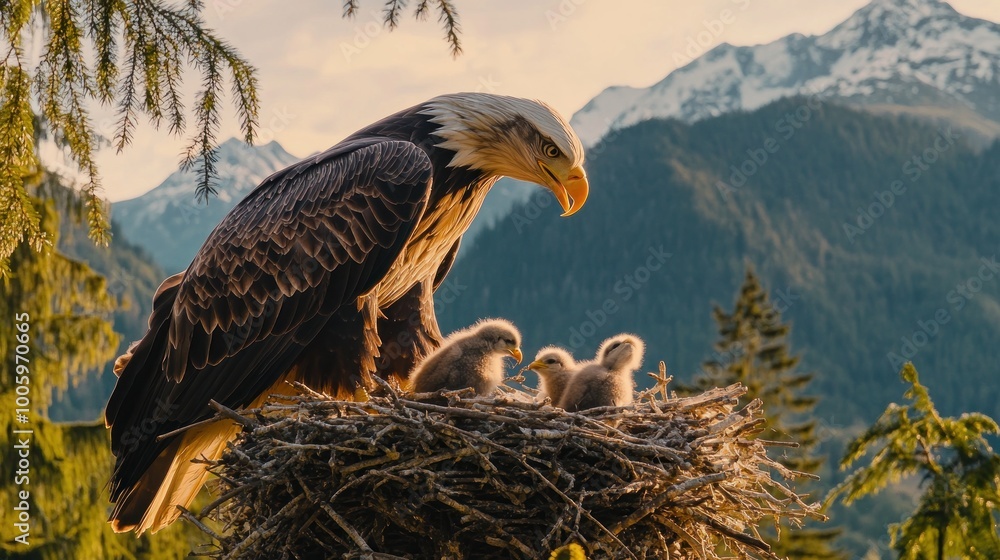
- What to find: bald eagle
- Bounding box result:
[105,93,588,534]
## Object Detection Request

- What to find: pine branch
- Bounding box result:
[383,0,406,29]
[0,0,464,271]
[433,0,461,56]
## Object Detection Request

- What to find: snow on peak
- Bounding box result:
[111,138,301,271]
[571,0,1000,147]
[118,138,298,210]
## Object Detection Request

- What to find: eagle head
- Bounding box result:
[421,93,589,216]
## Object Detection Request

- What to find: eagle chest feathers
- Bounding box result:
[374,177,496,306]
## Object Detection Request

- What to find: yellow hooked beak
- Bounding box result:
[539,162,589,217]
[527,359,546,372]
[507,347,523,364]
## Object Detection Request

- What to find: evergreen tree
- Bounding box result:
[684,266,845,559]
[0,175,202,558]
[688,267,822,471]
[0,174,119,412]
[828,363,1000,560]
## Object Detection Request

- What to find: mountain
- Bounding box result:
[113,138,301,273]
[438,98,1000,426]
[571,0,1000,147]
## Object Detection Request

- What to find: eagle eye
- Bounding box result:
[608,342,621,352]
[545,358,557,364]
[542,142,561,159]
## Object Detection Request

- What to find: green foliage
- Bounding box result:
[0,175,202,557]
[0,418,204,559]
[828,363,1000,559]
[345,0,463,55]
[0,175,119,413]
[0,0,261,276]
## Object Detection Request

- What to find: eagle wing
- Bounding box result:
[106,138,432,499]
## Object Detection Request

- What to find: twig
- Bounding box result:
[208,399,257,429]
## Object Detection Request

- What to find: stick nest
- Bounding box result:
[191,370,822,559]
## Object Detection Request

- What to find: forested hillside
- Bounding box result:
[439,98,1000,424]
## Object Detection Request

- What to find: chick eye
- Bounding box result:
[608,342,621,352]
[542,142,561,159]
[545,359,557,364]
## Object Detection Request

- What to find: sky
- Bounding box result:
[74,0,1000,202]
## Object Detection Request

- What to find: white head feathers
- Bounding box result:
[420,92,585,174]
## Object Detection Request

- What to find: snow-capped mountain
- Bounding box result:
[113,138,300,273]
[572,0,1000,146]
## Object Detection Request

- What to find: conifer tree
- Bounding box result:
[828,363,1000,560]
[0,175,202,558]
[689,267,821,471]
[685,266,845,559]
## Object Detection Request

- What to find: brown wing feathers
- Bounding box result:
[105,139,433,521]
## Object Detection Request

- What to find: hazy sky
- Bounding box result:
[80,0,1000,201]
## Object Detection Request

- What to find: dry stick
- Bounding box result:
[208,399,258,429]
[659,516,708,560]
[427,420,638,560]
[197,480,262,519]
[688,510,771,551]
[197,381,817,559]
[610,473,727,536]
[319,502,375,554]
[156,415,222,441]
[295,476,374,554]
[180,507,223,541]
[435,492,534,557]
[224,494,307,559]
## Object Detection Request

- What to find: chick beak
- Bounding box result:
[527,360,546,372]
[540,163,589,217]
[507,347,523,364]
